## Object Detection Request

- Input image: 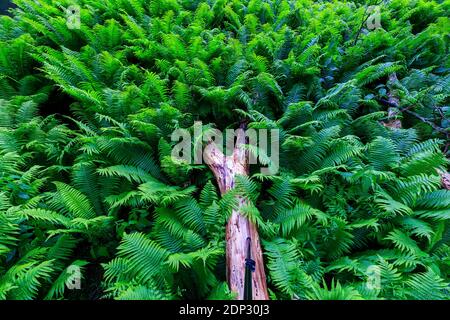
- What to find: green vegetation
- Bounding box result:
[0,0,449,300]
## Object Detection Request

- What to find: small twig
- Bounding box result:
[377,98,398,109]
[443,141,449,155]
[352,6,370,46]
[403,109,448,135]
[380,73,449,158]
[377,98,448,134]
[352,0,384,46]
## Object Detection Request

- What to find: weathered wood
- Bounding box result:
[204,125,269,300]
[382,73,402,129]
[437,170,450,190]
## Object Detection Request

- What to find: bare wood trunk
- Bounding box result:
[204,125,269,300]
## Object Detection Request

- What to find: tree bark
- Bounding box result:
[204,125,269,300]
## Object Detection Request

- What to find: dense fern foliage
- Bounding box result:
[0,0,449,300]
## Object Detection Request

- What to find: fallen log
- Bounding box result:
[204,125,269,300]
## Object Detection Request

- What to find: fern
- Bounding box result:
[404,269,449,300]
[0,0,449,301]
